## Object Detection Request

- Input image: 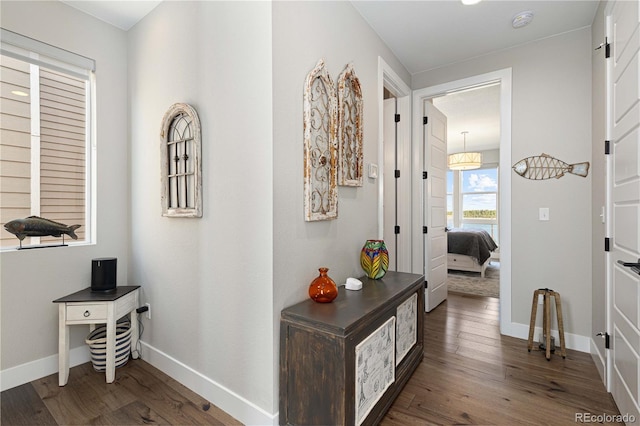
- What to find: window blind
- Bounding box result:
[0,28,95,80]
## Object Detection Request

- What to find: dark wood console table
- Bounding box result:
[279,271,424,426]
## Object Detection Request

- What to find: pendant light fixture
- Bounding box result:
[448,131,482,170]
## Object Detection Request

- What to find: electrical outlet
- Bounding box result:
[145,303,151,320]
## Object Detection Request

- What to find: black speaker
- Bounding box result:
[91,257,117,293]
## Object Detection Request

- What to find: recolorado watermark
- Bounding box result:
[575,412,636,423]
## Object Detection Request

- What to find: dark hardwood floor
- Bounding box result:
[382,293,621,425]
[2,293,620,425]
[1,359,241,425]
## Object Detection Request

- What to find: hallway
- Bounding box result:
[382,293,621,425]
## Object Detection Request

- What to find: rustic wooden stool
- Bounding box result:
[527,288,566,360]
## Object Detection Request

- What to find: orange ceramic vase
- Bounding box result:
[308,267,338,303]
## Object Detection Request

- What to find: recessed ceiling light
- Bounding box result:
[512,11,534,28]
[11,90,29,97]
[461,0,482,5]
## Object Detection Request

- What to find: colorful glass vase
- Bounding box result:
[308,267,338,303]
[360,239,389,279]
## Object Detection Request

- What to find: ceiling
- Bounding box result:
[352,0,599,75]
[60,0,599,153]
[60,0,161,31]
[60,1,600,70]
[433,83,500,154]
[353,0,599,153]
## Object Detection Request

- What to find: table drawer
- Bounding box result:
[67,304,108,321]
[115,292,137,319]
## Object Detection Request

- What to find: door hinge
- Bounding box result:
[395,170,401,178]
[597,332,611,349]
[423,226,428,234]
[605,140,611,155]
[605,237,610,252]
[424,280,428,289]
[395,113,400,123]
[394,225,400,234]
[423,116,428,125]
[423,171,428,179]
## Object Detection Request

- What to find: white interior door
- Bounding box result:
[423,102,448,312]
[382,94,411,273]
[383,98,398,270]
[608,0,640,420]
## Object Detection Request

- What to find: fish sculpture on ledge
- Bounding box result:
[512,153,590,180]
[4,216,81,248]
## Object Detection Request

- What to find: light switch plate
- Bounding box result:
[539,207,550,221]
[368,163,378,179]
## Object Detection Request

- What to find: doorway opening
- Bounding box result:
[412,68,513,335]
[379,57,412,274]
[433,83,501,299]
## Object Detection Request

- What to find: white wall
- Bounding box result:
[271,1,409,310]
[480,148,500,166]
[129,1,410,422]
[0,1,128,388]
[127,1,274,423]
[271,0,410,416]
[413,28,593,338]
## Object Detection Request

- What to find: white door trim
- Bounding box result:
[411,68,513,335]
[378,57,412,274]
[604,1,613,392]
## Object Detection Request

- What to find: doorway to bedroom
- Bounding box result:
[433,83,501,299]
[412,67,511,332]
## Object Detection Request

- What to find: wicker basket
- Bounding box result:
[85,321,131,372]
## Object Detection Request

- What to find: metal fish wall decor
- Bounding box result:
[4,216,81,248]
[512,153,590,180]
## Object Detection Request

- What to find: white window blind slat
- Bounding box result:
[1,28,95,80]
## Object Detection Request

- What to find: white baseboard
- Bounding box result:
[0,345,90,392]
[140,341,278,426]
[1,342,278,425]
[507,322,591,353]
[590,338,607,385]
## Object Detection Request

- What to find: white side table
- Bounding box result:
[53,285,140,385]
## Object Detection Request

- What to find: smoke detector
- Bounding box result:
[512,10,534,28]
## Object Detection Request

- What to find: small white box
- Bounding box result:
[345,277,363,291]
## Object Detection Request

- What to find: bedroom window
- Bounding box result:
[460,167,499,244]
[0,29,95,248]
[447,166,499,245]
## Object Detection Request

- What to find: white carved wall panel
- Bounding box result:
[303,59,338,221]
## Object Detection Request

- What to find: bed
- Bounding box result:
[447,228,498,278]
